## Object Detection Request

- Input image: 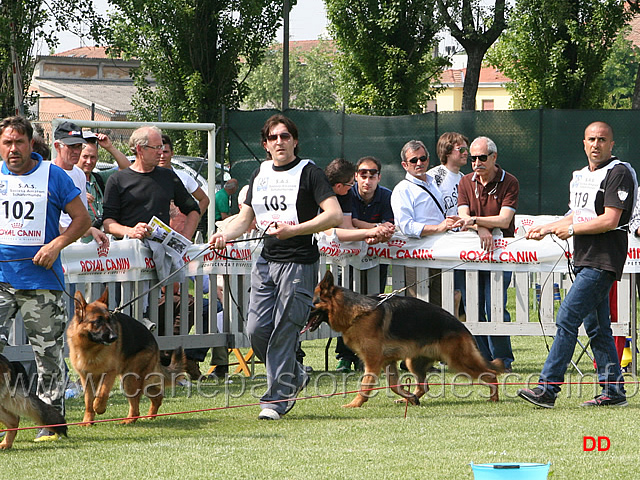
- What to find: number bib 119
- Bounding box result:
[252,159,310,231]
[0,161,49,245]
[569,159,620,225]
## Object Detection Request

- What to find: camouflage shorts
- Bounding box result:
[0,283,67,414]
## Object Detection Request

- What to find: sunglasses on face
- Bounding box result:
[266,132,292,142]
[471,154,490,162]
[455,146,469,153]
[407,155,428,164]
[357,168,379,178]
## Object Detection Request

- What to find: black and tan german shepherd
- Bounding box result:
[302,270,504,407]
[67,289,185,425]
[0,354,67,449]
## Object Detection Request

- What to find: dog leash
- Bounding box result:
[375,235,530,307]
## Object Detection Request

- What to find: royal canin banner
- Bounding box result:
[319,215,640,273]
[61,216,640,282]
[62,238,259,283]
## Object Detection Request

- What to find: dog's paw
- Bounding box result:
[394,395,420,406]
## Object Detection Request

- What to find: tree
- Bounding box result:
[325,0,448,115]
[487,0,630,109]
[103,0,287,154]
[601,26,640,109]
[242,39,340,110]
[437,0,508,111]
[0,0,96,118]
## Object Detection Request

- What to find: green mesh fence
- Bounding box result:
[227,109,640,215]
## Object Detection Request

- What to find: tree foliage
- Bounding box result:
[103,0,286,154]
[241,39,339,110]
[601,26,640,109]
[325,0,448,115]
[487,0,630,109]
[0,0,96,118]
[437,0,508,111]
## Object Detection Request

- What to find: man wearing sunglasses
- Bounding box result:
[209,114,342,420]
[352,156,395,244]
[456,136,519,372]
[391,140,459,305]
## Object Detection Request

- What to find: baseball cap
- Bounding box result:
[54,121,87,145]
[82,130,98,141]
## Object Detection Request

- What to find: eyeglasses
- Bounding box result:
[342,182,355,188]
[266,132,292,142]
[470,154,491,162]
[407,155,428,164]
[455,146,469,153]
[143,144,164,151]
[357,168,379,178]
[64,143,84,151]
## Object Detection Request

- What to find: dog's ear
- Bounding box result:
[321,270,334,287]
[97,287,109,306]
[74,290,87,320]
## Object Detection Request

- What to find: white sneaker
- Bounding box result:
[258,409,281,420]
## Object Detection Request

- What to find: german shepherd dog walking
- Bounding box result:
[67,289,185,425]
[302,271,504,407]
[0,354,67,449]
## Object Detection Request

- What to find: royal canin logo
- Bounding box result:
[520,218,534,227]
[493,238,508,250]
[96,243,110,258]
[515,218,534,235]
[388,239,406,248]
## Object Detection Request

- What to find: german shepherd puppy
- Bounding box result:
[67,289,185,425]
[303,270,504,407]
[0,354,67,449]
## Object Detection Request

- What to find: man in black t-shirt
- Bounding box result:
[519,121,637,409]
[102,126,200,239]
[210,114,342,420]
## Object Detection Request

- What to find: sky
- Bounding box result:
[52,0,330,54]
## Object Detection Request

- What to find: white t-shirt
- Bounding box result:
[59,164,88,228]
[427,165,464,216]
[174,169,199,194]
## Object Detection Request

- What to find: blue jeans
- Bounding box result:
[540,266,625,397]
[461,270,514,369]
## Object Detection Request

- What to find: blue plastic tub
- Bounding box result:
[470,462,550,480]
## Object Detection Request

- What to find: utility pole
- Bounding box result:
[282,0,290,111]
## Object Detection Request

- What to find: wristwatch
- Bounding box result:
[471,217,477,226]
[568,224,574,237]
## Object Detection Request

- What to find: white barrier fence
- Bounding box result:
[4,216,639,371]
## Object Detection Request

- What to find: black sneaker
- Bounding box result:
[283,374,310,415]
[580,394,628,407]
[517,386,556,408]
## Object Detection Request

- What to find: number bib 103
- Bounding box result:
[252,159,310,231]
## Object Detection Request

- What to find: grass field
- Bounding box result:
[2,334,640,479]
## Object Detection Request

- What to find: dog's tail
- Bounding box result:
[0,356,67,438]
[159,347,186,385]
[0,386,68,438]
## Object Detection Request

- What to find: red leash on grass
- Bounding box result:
[2,378,638,435]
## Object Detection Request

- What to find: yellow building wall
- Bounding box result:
[435,85,511,111]
[475,87,511,110]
